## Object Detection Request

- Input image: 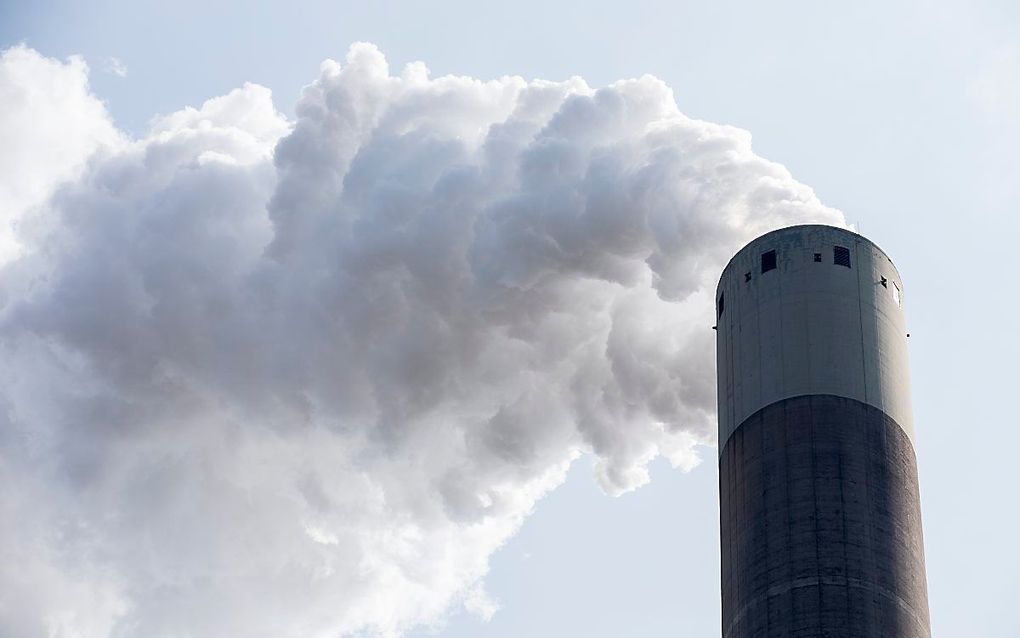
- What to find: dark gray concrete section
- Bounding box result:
[719,395,930,638]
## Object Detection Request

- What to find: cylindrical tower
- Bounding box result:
[715,225,930,637]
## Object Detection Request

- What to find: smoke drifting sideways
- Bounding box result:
[0,43,843,637]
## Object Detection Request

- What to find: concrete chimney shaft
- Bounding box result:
[716,225,930,637]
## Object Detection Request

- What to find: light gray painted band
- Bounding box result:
[715,225,913,453]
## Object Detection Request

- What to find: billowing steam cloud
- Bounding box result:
[0,43,843,637]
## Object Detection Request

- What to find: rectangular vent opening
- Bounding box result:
[761,250,777,273]
[813,253,822,262]
[717,293,724,318]
[833,245,851,268]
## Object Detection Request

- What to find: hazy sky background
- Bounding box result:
[2,1,1019,636]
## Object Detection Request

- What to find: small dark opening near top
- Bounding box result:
[744,271,752,283]
[834,245,851,268]
[718,293,724,318]
[761,250,777,273]
[813,253,822,262]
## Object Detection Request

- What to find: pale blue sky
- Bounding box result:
[4,1,1019,635]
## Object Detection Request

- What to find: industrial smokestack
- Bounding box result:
[715,225,930,637]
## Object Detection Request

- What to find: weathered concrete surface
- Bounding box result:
[719,395,930,638]
[715,225,914,450]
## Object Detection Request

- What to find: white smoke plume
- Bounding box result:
[0,43,843,637]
